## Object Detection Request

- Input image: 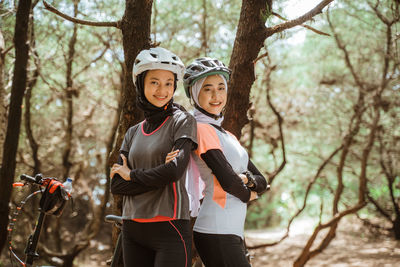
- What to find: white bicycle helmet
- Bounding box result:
[132,47,185,85]
[183,57,231,98]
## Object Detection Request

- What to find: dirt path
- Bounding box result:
[245,218,400,267]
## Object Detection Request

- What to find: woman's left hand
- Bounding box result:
[249,191,258,201]
[110,154,131,181]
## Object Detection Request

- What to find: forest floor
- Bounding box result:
[77,215,400,267]
[246,216,400,267]
[2,216,399,267]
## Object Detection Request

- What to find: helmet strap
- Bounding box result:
[194,103,223,120]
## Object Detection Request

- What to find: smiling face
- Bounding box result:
[144,69,175,107]
[198,75,227,115]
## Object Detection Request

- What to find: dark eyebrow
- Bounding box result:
[149,77,173,81]
[203,83,225,87]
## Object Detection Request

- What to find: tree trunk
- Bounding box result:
[109,0,153,259]
[246,107,256,158]
[62,0,79,180]
[0,30,7,163]
[25,9,41,175]
[201,0,208,56]
[394,215,400,240]
[223,0,271,138]
[112,0,153,157]
[0,0,32,254]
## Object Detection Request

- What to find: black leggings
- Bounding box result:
[193,231,251,267]
[122,219,191,267]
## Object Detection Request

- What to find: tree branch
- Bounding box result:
[25,39,42,175]
[298,77,382,267]
[378,9,397,93]
[248,145,343,250]
[265,0,335,37]
[263,53,286,184]
[294,202,366,267]
[1,46,14,57]
[43,0,121,29]
[271,12,330,36]
[72,44,109,79]
[333,106,363,214]
[366,193,392,222]
[378,133,400,218]
[61,0,79,180]
[328,9,367,215]
[253,51,268,65]
[327,10,365,91]
[368,1,394,26]
[355,213,392,231]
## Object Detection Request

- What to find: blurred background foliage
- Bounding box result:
[0,0,399,266]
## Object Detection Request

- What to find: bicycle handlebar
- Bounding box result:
[20,174,43,185]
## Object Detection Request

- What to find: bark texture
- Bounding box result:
[223,0,270,138]
[0,0,32,254]
[0,30,7,163]
[62,1,79,180]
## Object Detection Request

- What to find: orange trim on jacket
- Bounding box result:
[195,123,227,208]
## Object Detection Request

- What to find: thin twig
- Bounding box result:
[1,45,14,56]
[253,51,268,65]
[72,44,109,79]
[43,0,120,28]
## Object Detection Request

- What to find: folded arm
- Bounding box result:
[130,138,194,187]
[200,149,251,203]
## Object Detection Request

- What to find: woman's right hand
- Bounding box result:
[165,149,179,164]
[110,154,131,181]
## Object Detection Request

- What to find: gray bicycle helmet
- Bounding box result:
[132,47,185,85]
[183,57,231,98]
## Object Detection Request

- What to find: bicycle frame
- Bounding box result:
[8,174,64,267]
[24,211,47,266]
[11,174,121,267]
[105,215,123,267]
